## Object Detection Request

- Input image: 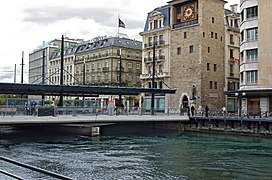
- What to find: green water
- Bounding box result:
[1,128,272,179]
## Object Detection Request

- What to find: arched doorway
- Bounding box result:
[179,93,190,108]
[182,95,189,108]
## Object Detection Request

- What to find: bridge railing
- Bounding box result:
[0,105,189,117]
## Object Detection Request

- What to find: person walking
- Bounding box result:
[205,105,209,117]
[191,105,195,116]
[180,104,184,116]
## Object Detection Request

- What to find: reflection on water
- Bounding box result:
[1,126,272,179]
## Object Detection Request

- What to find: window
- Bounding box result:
[230,34,234,44]
[159,20,162,28]
[241,52,244,62]
[246,6,258,19]
[211,32,214,38]
[230,19,233,27]
[241,31,244,42]
[230,49,234,58]
[189,45,194,53]
[136,64,140,69]
[159,81,163,89]
[149,22,153,30]
[230,64,234,76]
[241,10,244,21]
[210,81,213,89]
[177,47,181,55]
[212,17,215,23]
[128,63,132,68]
[148,37,152,46]
[203,32,205,38]
[246,70,258,84]
[246,49,258,62]
[184,32,187,38]
[207,63,210,71]
[214,82,217,89]
[154,36,158,45]
[247,28,258,41]
[208,47,210,53]
[159,35,164,44]
[105,73,109,81]
[154,20,158,29]
[214,64,217,72]
[215,33,217,39]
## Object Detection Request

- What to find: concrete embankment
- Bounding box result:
[186,116,272,137]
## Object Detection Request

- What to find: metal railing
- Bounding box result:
[0,156,72,180]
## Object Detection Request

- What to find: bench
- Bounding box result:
[0,108,17,117]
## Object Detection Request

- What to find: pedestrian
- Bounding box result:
[222,106,227,116]
[205,105,209,117]
[187,105,190,116]
[191,105,195,116]
[180,104,184,116]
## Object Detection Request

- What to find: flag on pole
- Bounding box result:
[118,18,126,28]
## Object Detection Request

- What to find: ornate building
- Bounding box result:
[168,0,226,111]
[73,35,142,87]
[139,5,171,112]
[224,4,240,112]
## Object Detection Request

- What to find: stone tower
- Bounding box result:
[168,0,226,111]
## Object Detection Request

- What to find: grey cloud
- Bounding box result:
[0,66,14,81]
[23,6,144,29]
[24,6,116,26]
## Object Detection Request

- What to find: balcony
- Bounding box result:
[173,19,198,29]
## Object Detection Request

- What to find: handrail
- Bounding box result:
[0,169,24,180]
[0,156,73,180]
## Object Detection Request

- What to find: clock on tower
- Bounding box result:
[183,4,196,21]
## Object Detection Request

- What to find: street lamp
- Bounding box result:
[235,92,246,117]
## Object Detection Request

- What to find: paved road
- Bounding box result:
[0,114,189,125]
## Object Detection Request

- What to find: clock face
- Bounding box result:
[183,4,196,21]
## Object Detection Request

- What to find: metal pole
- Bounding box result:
[21,51,24,84]
[82,63,85,85]
[14,64,16,83]
[42,49,45,102]
[58,35,64,107]
[119,49,122,101]
[239,95,242,117]
[151,42,156,115]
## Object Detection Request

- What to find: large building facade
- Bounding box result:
[29,37,82,84]
[224,4,240,112]
[140,5,171,112]
[239,0,272,115]
[49,45,77,85]
[168,0,226,111]
[73,35,142,87]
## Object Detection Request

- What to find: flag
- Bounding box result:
[234,57,240,63]
[119,18,126,28]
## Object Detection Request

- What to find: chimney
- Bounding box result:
[230,4,238,13]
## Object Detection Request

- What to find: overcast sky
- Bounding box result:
[0,0,239,83]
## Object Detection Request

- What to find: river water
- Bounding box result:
[1,127,272,180]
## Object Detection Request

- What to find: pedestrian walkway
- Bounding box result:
[0,114,189,126]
